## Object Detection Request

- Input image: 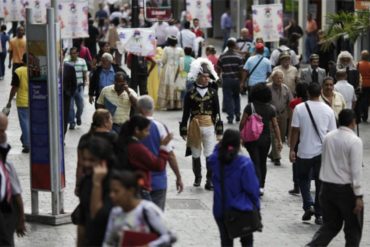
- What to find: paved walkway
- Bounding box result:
[0,41,369,246]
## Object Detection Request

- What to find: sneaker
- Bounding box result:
[76,118,82,126]
[69,123,76,130]
[315,217,323,225]
[259,188,264,196]
[193,177,201,187]
[22,147,30,153]
[302,207,315,221]
[235,116,240,122]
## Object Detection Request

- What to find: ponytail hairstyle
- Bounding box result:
[110,169,145,197]
[118,115,151,144]
[89,109,112,133]
[218,129,240,164]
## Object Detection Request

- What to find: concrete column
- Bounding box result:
[298,0,308,57]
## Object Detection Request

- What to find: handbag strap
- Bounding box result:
[304,102,322,143]
[248,56,264,78]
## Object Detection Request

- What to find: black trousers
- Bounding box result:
[307,182,363,247]
[130,75,148,95]
[244,134,270,188]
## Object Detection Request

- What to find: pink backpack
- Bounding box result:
[241,103,264,142]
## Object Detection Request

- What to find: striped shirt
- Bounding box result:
[217,50,243,80]
[64,57,88,85]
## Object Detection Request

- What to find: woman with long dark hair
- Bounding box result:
[239,83,281,196]
[116,115,172,200]
[76,136,117,246]
[208,129,260,247]
[103,170,175,246]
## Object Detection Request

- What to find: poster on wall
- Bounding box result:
[144,0,172,21]
[355,0,370,10]
[57,0,88,39]
[116,28,157,57]
[185,0,212,28]
[32,0,50,23]
[252,4,283,42]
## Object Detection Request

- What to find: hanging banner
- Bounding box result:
[57,0,88,39]
[252,4,283,42]
[116,28,157,57]
[144,0,172,21]
[3,0,28,21]
[2,0,50,23]
[355,0,370,11]
[185,0,212,28]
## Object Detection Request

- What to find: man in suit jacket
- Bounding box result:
[300,54,326,85]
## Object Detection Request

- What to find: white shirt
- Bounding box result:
[334,80,357,109]
[270,45,299,66]
[110,11,123,21]
[152,22,169,45]
[165,25,179,39]
[177,29,196,51]
[320,127,363,196]
[148,117,174,153]
[291,100,337,158]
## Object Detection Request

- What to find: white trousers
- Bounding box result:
[190,125,216,158]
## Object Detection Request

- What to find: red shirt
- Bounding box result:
[358,60,370,88]
[289,97,303,110]
[207,55,218,70]
[191,27,204,38]
[127,142,168,191]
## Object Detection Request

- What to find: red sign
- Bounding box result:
[144,0,172,21]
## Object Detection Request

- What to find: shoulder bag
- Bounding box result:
[220,161,262,239]
[304,102,322,143]
[245,56,264,90]
[240,103,264,142]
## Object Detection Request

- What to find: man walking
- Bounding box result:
[177,21,196,54]
[290,83,336,225]
[300,54,326,85]
[221,9,232,50]
[307,109,363,247]
[96,72,137,133]
[217,38,244,124]
[137,95,183,210]
[65,47,88,129]
[6,54,29,153]
[8,26,26,74]
[334,69,357,109]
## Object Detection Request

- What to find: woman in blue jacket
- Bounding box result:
[208,129,260,247]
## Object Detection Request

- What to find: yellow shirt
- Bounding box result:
[320,91,346,119]
[9,37,26,64]
[96,85,137,124]
[12,66,29,107]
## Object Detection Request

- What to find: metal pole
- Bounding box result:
[131,0,140,28]
[47,8,61,216]
[26,8,39,215]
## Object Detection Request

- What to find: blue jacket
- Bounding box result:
[208,146,260,219]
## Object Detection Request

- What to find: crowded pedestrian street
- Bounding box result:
[1,1,370,247]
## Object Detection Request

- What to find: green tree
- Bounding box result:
[322,11,370,50]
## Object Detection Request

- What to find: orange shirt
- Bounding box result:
[9,37,26,64]
[306,19,317,33]
[358,60,370,88]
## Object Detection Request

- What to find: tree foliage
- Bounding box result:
[321,11,370,50]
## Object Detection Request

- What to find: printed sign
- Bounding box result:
[185,0,212,28]
[116,28,157,57]
[144,0,172,21]
[57,0,88,39]
[252,4,283,42]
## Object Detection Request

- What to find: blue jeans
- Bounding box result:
[0,52,6,77]
[222,78,240,122]
[69,86,84,124]
[17,107,30,148]
[215,217,253,247]
[150,189,167,211]
[305,33,317,62]
[222,28,231,50]
[296,155,322,216]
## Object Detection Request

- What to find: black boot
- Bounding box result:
[192,157,202,187]
[204,157,213,191]
[288,184,300,195]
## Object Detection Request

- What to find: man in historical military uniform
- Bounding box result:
[180,59,223,191]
